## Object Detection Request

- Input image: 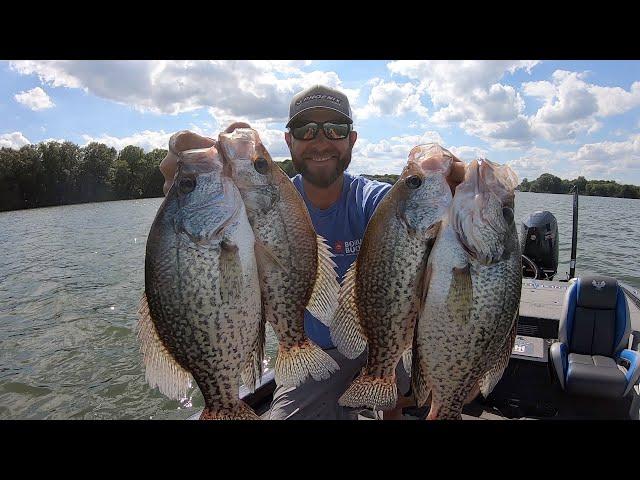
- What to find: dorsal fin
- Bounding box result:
[137,293,193,400]
[305,235,340,326]
[329,260,367,359]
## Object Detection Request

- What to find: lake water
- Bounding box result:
[1,192,639,419]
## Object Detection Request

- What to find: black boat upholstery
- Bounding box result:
[550,276,640,398]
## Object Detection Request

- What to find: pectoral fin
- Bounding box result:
[446,264,473,324]
[241,306,266,392]
[254,238,286,271]
[219,239,243,304]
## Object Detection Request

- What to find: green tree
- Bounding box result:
[574,176,587,193]
[275,159,296,177]
[531,173,563,193]
[141,149,167,197]
[77,142,117,202]
[37,141,81,205]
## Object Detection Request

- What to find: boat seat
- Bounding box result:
[550,275,640,399]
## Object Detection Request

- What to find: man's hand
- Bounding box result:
[159,130,216,195]
[159,122,253,195]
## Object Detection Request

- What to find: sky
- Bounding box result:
[1,60,639,185]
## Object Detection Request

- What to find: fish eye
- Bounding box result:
[254,157,269,175]
[179,177,196,194]
[405,175,422,190]
[502,207,514,224]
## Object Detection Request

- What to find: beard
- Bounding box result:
[292,149,352,188]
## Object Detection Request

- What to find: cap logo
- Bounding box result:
[295,94,342,107]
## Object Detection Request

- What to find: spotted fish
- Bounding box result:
[217,128,340,388]
[412,158,521,420]
[332,144,457,410]
[137,144,263,420]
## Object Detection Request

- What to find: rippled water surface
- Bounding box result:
[1,192,638,419]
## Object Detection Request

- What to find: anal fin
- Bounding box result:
[137,292,193,400]
[479,315,518,398]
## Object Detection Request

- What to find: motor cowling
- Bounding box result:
[520,210,559,280]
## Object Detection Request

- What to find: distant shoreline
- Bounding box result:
[2,139,638,213]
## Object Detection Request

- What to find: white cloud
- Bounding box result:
[81,130,173,152]
[526,71,640,143]
[461,116,534,149]
[590,81,640,116]
[350,131,447,175]
[355,79,428,120]
[448,145,489,162]
[14,87,55,111]
[79,126,292,161]
[521,80,556,100]
[506,147,560,180]
[8,60,358,124]
[0,132,31,149]
[567,134,640,180]
[387,60,539,148]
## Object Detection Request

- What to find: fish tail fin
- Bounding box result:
[199,402,259,420]
[330,262,367,359]
[136,293,193,400]
[274,339,339,388]
[338,373,398,411]
[305,235,340,326]
[241,312,266,392]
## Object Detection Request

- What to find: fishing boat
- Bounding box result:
[189,187,640,420]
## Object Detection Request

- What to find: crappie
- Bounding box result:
[137,145,263,420]
[217,128,340,388]
[332,144,457,410]
[413,158,521,420]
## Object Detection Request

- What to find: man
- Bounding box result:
[159,84,464,420]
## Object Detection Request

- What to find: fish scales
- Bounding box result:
[334,144,457,410]
[218,128,340,388]
[356,199,429,377]
[140,146,262,420]
[414,158,521,420]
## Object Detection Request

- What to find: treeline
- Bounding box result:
[0,142,167,212]
[518,173,640,199]
[362,174,399,185]
[0,141,305,212]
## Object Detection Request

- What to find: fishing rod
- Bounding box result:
[569,184,579,279]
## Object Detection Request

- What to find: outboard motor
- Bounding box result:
[520,210,559,280]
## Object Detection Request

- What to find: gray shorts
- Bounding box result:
[268,348,410,420]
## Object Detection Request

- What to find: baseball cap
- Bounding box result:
[286,84,353,128]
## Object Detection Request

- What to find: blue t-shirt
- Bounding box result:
[292,171,392,349]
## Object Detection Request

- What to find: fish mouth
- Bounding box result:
[451,159,513,265]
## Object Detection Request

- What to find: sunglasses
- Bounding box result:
[290,121,352,140]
